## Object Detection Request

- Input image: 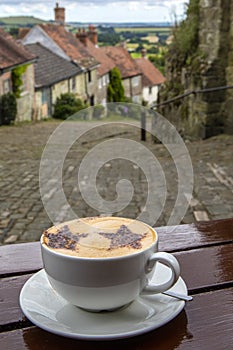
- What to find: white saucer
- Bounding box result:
[19,264,187,340]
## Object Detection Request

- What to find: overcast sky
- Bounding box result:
[0,1,189,23]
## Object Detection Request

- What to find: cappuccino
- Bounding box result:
[42,217,156,258]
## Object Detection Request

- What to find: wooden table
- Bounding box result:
[0,218,232,349]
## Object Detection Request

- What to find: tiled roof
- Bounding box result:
[85,39,115,77]
[26,43,83,87]
[135,57,166,87]
[0,28,36,71]
[38,24,99,69]
[101,46,141,79]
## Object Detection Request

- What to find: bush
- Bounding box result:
[53,93,88,120]
[0,93,17,125]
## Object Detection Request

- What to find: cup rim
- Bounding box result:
[40,218,158,261]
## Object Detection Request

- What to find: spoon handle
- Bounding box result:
[162,290,193,301]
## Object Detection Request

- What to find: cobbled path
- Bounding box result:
[0,120,232,244]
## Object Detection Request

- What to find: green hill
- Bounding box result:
[0,16,50,26]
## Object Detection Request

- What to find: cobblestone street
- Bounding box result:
[0,119,232,244]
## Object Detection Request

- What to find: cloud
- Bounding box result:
[1,0,187,6]
[0,0,188,22]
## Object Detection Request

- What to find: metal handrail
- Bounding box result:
[151,84,233,109]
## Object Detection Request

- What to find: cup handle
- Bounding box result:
[141,252,180,295]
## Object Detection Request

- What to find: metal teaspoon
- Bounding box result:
[162,290,193,301]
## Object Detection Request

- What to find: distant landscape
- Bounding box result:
[0,16,172,26]
[0,15,49,26]
[0,16,172,75]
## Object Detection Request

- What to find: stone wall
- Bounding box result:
[158,0,233,139]
[16,64,35,122]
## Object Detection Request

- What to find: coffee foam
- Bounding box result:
[42,217,156,258]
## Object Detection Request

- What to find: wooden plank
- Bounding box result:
[0,274,32,327]
[157,218,233,252]
[176,243,233,292]
[0,242,42,277]
[0,288,232,350]
[1,243,232,326]
[0,219,232,276]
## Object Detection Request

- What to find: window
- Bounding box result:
[41,89,47,104]
[98,78,102,89]
[149,86,152,94]
[88,70,92,83]
[132,76,140,87]
[3,79,11,93]
[21,72,28,93]
[90,95,94,106]
[72,77,76,91]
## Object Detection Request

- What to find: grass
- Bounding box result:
[0,16,48,25]
[142,35,159,43]
[130,52,141,59]
[127,43,139,49]
[114,27,172,33]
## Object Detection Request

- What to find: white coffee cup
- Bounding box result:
[40,217,180,311]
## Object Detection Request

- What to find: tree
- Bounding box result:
[107,68,125,102]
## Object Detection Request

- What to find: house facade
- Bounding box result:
[135,49,166,106]
[0,28,36,122]
[26,43,83,119]
[20,5,99,107]
[76,26,115,106]
[101,45,142,103]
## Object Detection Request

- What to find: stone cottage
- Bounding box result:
[20,3,99,107]
[26,43,83,119]
[0,28,36,122]
[76,25,116,106]
[101,45,142,103]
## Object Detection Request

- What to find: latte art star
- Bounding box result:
[42,217,155,258]
[44,224,146,251]
[44,225,88,250]
[98,224,146,249]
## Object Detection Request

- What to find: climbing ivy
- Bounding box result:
[11,64,28,98]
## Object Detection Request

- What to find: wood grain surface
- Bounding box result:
[0,219,232,350]
[0,288,232,350]
[1,244,232,326]
[1,219,232,277]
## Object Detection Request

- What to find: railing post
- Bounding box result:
[141,111,146,141]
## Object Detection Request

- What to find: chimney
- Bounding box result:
[76,28,88,46]
[88,25,98,45]
[141,48,147,58]
[54,2,65,25]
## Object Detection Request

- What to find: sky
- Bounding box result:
[0,0,189,23]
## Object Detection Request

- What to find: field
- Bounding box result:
[0,16,48,26]
[114,26,171,34]
[97,25,170,74]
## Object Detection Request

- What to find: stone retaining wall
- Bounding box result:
[158,0,233,139]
